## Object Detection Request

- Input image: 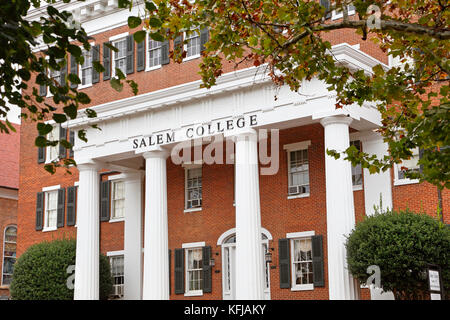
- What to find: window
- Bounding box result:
[46,125,60,163]
[185,167,202,210]
[44,190,58,231]
[185,29,201,59]
[2,226,17,286]
[351,140,363,187]
[185,247,203,294]
[113,38,127,76]
[111,180,125,220]
[80,49,93,86]
[148,38,162,69]
[50,65,62,86]
[395,147,421,184]
[288,149,310,196]
[109,255,124,298]
[290,237,313,289]
[331,3,356,20]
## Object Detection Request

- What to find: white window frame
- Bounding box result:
[183,29,201,62]
[284,140,311,199]
[287,231,315,291]
[78,43,95,90]
[146,31,162,71]
[331,3,356,20]
[183,245,204,297]
[184,164,202,212]
[46,58,65,98]
[393,147,420,186]
[107,251,124,299]
[43,189,58,232]
[110,179,125,222]
[45,124,60,164]
[110,32,129,78]
[2,225,17,286]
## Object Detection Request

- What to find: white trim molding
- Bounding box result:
[286,230,315,239]
[182,241,206,249]
[283,140,311,151]
[42,185,61,192]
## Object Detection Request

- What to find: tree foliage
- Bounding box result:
[346,209,450,300]
[0,1,448,187]
[10,239,113,300]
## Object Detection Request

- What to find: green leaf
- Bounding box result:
[53,113,67,123]
[149,17,162,28]
[63,104,78,119]
[35,136,47,148]
[110,77,124,92]
[133,30,146,43]
[37,123,53,136]
[128,16,142,29]
[150,32,164,42]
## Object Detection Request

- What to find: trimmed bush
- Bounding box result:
[10,239,112,300]
[346,209,450,300]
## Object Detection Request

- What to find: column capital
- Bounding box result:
[77,160,102,172]
[320,115,353,128]
[142,148,170,160]
[225,128,258,141]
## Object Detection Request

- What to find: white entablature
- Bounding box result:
[66,43,386,165]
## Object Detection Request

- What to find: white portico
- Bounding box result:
[69,43,392,300]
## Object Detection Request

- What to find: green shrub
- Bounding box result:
[10,239,112,300]
[346,209,450,300]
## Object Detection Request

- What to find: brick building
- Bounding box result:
[17,1,449,300]
[0,122,20,299]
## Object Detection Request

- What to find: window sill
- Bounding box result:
[353,185,363,191]
[394,179,420,186]
[287,193,310,200]
[45,157,59,164]
[42,226,57,232]
[77,83,93,90]
[291,284,314,291]
[109,218,125,223]
[183,54,201,62]
[146,65,162,72]
[184,290,203,297]
[184,207,202,213]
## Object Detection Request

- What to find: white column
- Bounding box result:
[74,162,100,300]
[360,132,393,215]
[234,129,265,300]
[320,116,358,300]
[359,132,395,300]
[142,149,170,300]
[123,172,143,300]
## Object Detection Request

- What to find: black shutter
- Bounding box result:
[174,248,184,294]
[161,40,170,65]
[103,42,111,80]
[278,238,291,289]
[36,192,44,231]
[136,34,145,72]
[419,148,424,173]
[69,130,75,158]
[59,126,67,159]
[38,137,45,163]
[57,188,65,228]
[100,180,111,221]
[200,28,209,53]
[126,35,134,74]
[320,0,332,19]
[39,71,47,96]
[92,44,100,83]
[60,59,68,86]
[66,186,77,226]
[70,54,78,89]
[174,33,183,53]
[312,235,325,287]
[169,249,171,295]
[202,246,212,293]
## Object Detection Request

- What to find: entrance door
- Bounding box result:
[221,234,271,300]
